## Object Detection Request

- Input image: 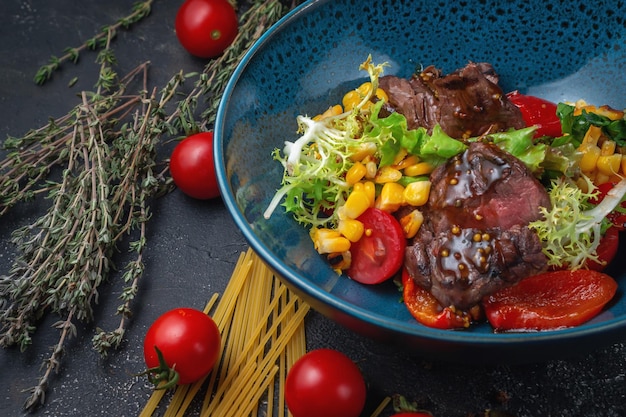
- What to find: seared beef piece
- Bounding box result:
[404,141,550,311]
[378,62,525,139]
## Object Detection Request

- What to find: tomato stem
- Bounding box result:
[141,346,180,390]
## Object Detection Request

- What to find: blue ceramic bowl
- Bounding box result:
[215,0,626,362]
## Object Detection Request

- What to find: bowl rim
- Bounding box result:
[214,0,626,350]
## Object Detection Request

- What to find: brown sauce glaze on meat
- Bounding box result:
[404,141,550,311]
[378,62,525,139]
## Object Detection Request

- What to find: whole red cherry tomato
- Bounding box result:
[175,0,238,58]
[169,131,220,200]
[347,207,406,284]
[482,269,618,331]
[402,268,470,329]
[506,91,562,138]
[143,308,221,387]
[285,349,367,417]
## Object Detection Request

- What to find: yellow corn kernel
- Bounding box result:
[578,142,601,173]
[356,82,372,96]
[399,209,424,239]
[595,172,611,186]
[375,182,405,212]
[375,88,389,103]
[391,148,409,166]
[350,142,377,162]
[403,161,435,177]
[622,156,626,176]
[597,153,622,176]
[311,228,351,254]
[582,125,603,146]
[365,160,378,179]
[403,181,432,207]
[342,190,371,219]
[327,251,351,271]
[356,83,388,103]
[374,166,402,183]
[393,154,419,170]
[337,218,365,242]
[362,181,376,207]
[313,104,343,121]
[600,139,617,156]
[352,182,364,192]
[342,90,361,112]
[576,176,591,193]
[346,161,367,185]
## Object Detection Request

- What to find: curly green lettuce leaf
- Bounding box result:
[529,176,626,270]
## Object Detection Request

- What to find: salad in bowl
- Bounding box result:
[264,56,626,332]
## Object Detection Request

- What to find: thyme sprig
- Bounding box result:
[1,0,301,411]
[33,0,154,85]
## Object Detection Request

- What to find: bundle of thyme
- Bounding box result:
[0,0,301,411]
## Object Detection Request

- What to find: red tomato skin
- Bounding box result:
[169,132,220,200]
[285,349,366,417]
[402,268,470,329]
[482,270,618,331]
[175,0,238,58]
[143,308,221,385]
[347,208,406,284]
[506,91,562,138]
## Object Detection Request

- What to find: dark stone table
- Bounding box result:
[1,1,625,416]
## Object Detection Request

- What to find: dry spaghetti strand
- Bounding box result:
[138,248,309,416]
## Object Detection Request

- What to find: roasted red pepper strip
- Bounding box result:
[506,91,562,138]
[402,268,470,329]
[482,269,618,331]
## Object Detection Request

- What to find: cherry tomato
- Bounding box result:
[346,208,406,284]
[482,269,618,331]
[143,308,221,386]
[169,132,220,200]
[506,91,562,138]
[402,268,470,329]
[285,349,367,417]
[175,0,238,58]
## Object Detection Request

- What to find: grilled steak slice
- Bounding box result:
[404,141,549,310]
[378,62,525,139]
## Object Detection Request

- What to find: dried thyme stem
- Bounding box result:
[33,0,154,85]
[0,0,303,410]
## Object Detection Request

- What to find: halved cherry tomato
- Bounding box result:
[402,268,470,329]
[482,269,618,331]
[346,208,406,284]
[506,91,562,138]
